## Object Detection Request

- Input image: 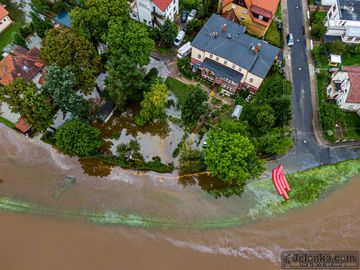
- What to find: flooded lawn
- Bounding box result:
[93,98,185,164]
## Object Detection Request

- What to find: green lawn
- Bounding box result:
[275,5,282,20]
[264,21,282,48]
[0,1,24,51]
[342,54,360,66]
[0,116,16,129]
[0,23,21,51]
[165,77,191,106]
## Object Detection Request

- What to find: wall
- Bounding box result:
[136,0,153,26]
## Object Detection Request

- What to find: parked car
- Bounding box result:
[174,30,185,46]
[181,11,188,23]
[177,41,192,58]
[187,9,197,21]
[287,33,294,47]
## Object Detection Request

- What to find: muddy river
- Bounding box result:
[0,125,359,269]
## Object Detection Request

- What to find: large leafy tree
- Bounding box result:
[0,78,54,131]
[30,12,52,38]
[31,0,65,13]
[105,17,155,66]
[135,81,168,126]
[70,0,129,40]
[41,28,101,94]
[256,127,293,155]
[182,86,208,125]
[105,54,146,111]
[55,119,102,156]
[160,19,178,48]
[42,65,90,119]
[203,127,264,185]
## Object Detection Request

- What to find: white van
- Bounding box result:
[174,30,185,47]
[177,42,192,58]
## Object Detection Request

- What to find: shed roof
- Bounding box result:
[0,5,9,20]
[15,118,31,133]
[343,66,360,103]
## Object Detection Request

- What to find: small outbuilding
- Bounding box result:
[231,105,243,120]
[96,100,116,124]
[15,118,31,136]
[329,54,342,66]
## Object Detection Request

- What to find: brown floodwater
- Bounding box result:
[0,124,360,269]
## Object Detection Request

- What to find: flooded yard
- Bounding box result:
[94,95,185,164]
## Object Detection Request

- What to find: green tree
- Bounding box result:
[311,22,326,41]
[117,139,144,165]
[179,141,206,174]
[41,28,101,94]
[105,54,146,110]
[186,18,203,36]
[135,81,168,126]
[203,128,265,184]
[182,86,208,125]
[70,0,129,39]
[327,40,348,55]
[12,31,27,48]
[30,12,51,38]
[105,17,154,66]
[55,119,102,156]
[249,104,276,133]
[160,19,177,48]
[256,127,293,155]
[269,95,292,126]
[42,65,90,119]
[31,0,65,13]
[0,78,53,131]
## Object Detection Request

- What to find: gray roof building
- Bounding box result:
[337,0,360,21]
[191,14,280,79]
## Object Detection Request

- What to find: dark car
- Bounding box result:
[181,11,188,23]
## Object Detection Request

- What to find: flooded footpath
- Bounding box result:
[0,124,359,269]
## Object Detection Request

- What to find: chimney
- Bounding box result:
[254,43,262,53]
[221,23,227,32]
[212,32,219,38]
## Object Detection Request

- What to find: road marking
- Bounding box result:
[288,55,291,60]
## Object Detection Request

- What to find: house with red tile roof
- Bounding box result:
[0,3,12,33]
[0,46,45,87]
[218,0,280,37]
[327,66,360,112]
[129,0,178,27]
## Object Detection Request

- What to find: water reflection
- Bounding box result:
[79,158,114,177]
[179,174,246,199]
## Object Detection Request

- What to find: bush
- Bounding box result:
[177,56,194,79]
[20,24,34,38]
[40,130,56,145]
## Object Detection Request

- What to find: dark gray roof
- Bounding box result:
[324,34,342,42]
[96,101,115,123]
[191,14,280,78]
[338,0,360,21]
[202,58,243,82]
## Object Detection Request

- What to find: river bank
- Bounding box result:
[1,173,359,270]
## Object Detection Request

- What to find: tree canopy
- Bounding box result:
[256,127,293,155]
[203,125,264,185]
[181,86,208,125]
[135,81,168,126]
[0,78,53,131]
[105,17,154,66]
[160,19,178,48]
[30,12,52,38]
[55,119,102,156]
[105,54,146,111]
[41,28,101,94]
[42,65,90,119]
[70,0,129,40]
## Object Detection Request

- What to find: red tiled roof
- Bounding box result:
[152,0,172,12]
[251,5,273,18]
[343,66,360,103]
[222,0,233,8]
[221,9,240,24]
[16,118,31,133]
[0,46,45,86]
[0,5,9,20]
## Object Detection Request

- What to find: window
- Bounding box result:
[238,67,242,72]
[243,8,247,14]
[232,64,236,69]
[249,78,254,83]
[197,54,201,59]
[333,5,336,11]
[341,21,347,26]
[355,37,360,42]
[209,54,213,58]
[216,56,219,61]
[258,15,263,20]
[347,36,353,41]
[224,60,227,65]
[240,17,245,21]
[329,11,332,17]
[173,6,176,11]
[232,3,236,9]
